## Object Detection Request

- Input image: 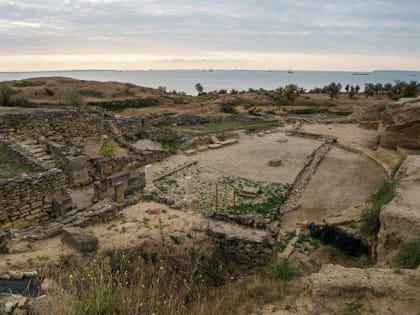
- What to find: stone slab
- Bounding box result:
[184,149,197,156]
[239,186,259,198]
[208,144,222,149]
[268,159,282,166]
[197,145,209,152]
[220,139,239,146]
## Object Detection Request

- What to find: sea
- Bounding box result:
[0,70,419,95]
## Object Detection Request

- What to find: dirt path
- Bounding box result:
[0,202,203,272]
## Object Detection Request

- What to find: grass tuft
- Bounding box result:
[394,237,420,269]
[361,178,397,236]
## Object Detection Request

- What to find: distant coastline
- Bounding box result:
[1,69,419,95]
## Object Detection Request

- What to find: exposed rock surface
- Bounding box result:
[308,264,420,315]
[61,227,98,252]
[377,155,420,264]
[380,101,420,149]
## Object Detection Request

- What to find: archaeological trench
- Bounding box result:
[0,99,419,314]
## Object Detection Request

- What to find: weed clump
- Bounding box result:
[394,237,420,269]
[272,257,299,280]
[361,178,396,236]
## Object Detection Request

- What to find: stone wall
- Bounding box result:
[93,171,145,202]
[204,219,275,269]
[0,169,68,229]
[90,156,140,180]
[0,109,106,140]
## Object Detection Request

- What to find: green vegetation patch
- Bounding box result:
[92,97,159,111]
[361,178,397,236]
[272,257,299,280]
[196,176,291,218]
[394,237,420,269]
[0,145,35,179]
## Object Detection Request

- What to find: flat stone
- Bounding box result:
[220,139,239,146]
[197,145,209,152]
[268,159,282,166]
[61,227,98,252]
[184,149,197,156]
[210,135,220,144]
[257,132,265,137]
[239,186,259,198]
[276,139,288,143]
[264,130,272,134]
[208,144,222,149]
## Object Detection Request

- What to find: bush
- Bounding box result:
[99,139,118,156]
[272,257,299,280]
[9,94,30,107]
[161,137,181,154]
[281,84,299,101]
[361,179,396,235]
[0,84,15,106]
[220,100,237,113]
[395,238,420,269]
[64,89,84,107]
[44,88,55,96]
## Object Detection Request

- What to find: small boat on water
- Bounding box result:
[352,72,370,75]
[287,69,294,74]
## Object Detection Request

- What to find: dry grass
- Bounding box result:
[35,243,295,315]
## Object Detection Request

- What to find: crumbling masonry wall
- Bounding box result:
[0,110,106,139]
[0,169,68,229]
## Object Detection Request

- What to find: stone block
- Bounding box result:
[197,146,209,152]
[61,227,98,252]
[220,139,239,146]
[268,159,282,166]
[184,149,197,156]
[208,144,222,149]
[239,186,259,198]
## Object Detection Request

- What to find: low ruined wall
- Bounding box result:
[205,220,275,268]
[93,171,145,202]
[90,156,139,180]
[0,169,67,229]
[0,109,106,140]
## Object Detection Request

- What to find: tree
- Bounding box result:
[281,84,299,101]
[195,83,203,95]
[374,83,383,96]
[402,81,418,97]
[364,83,375,97]
[345,84,350,93]
[355,85,360,94]
[349,86,355,98]
[326,82,341,100]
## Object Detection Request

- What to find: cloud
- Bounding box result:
[0,0,419,69]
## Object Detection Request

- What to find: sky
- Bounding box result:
[0,0,420,71]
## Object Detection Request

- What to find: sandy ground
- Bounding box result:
[302,123,402,172]
[282,146,387,230]
[0,202,203,272]
[153,130,320,185]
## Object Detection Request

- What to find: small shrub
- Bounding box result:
[0,84,16,106]
[99,139,118,156]
[9,94,30,107]
[44,88,55,96]
[394,238,420,269]
[272,257,298,280]
[161,137,181,154]
[282,84,299,101]
[220,100,237,113]
[64,89,84,107]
